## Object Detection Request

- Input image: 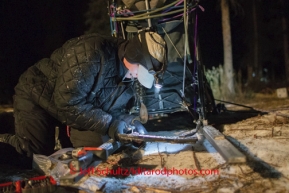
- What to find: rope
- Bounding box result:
[182,0,188,98]
[256,109,289,118]
[161,27,183,60]
[110,0,199,21]
[215,99,289,118]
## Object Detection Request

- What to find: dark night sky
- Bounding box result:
[0,0,90,98]
[198,0,223,68]
[0,0,288,102]
[0,1,222,86]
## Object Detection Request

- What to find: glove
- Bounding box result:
[117,114,148,135]
[108,120,128,140]
[132,120,148,135]
[108,114,148,140]
[129,120,148,148]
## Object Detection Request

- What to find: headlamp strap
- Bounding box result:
[140,31,155,75]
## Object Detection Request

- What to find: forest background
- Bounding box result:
[0,0,288,103]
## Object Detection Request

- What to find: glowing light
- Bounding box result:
[144,142,192,155]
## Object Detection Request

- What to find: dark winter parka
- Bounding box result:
[14,33,129,135]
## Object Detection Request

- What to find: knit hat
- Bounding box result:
[124,31,166,89]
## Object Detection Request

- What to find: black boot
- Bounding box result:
[0,134,32,169]
[0,133,11,143]
[0,134,32,157]
[0,134,16,165]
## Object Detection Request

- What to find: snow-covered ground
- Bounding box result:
[63,94,289,193]
[1,93,289,192]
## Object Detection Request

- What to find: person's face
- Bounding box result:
[123,57,139,78]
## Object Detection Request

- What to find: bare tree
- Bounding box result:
[220,0,235,96]
[245,0,261,85]
[280,0,289,83]
[252,0,259,80]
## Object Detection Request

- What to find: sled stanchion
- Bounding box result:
[145,0,152,28]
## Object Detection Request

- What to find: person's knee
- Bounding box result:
[13,109,56,156]
[69,128,109,147]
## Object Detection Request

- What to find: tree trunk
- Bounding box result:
[221,0,235,95]
[252,0,260,79]
[280,0,289,83]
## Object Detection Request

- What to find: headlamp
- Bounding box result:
[154,75,163,89]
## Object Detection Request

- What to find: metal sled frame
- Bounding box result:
[108,0,214,122]
[106,0,247,164]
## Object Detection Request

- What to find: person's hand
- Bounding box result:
[117,114,148,135]
[129,120,147,148]
[108,120,127,140]
[108,114,148,141]
[130,120,148,135]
